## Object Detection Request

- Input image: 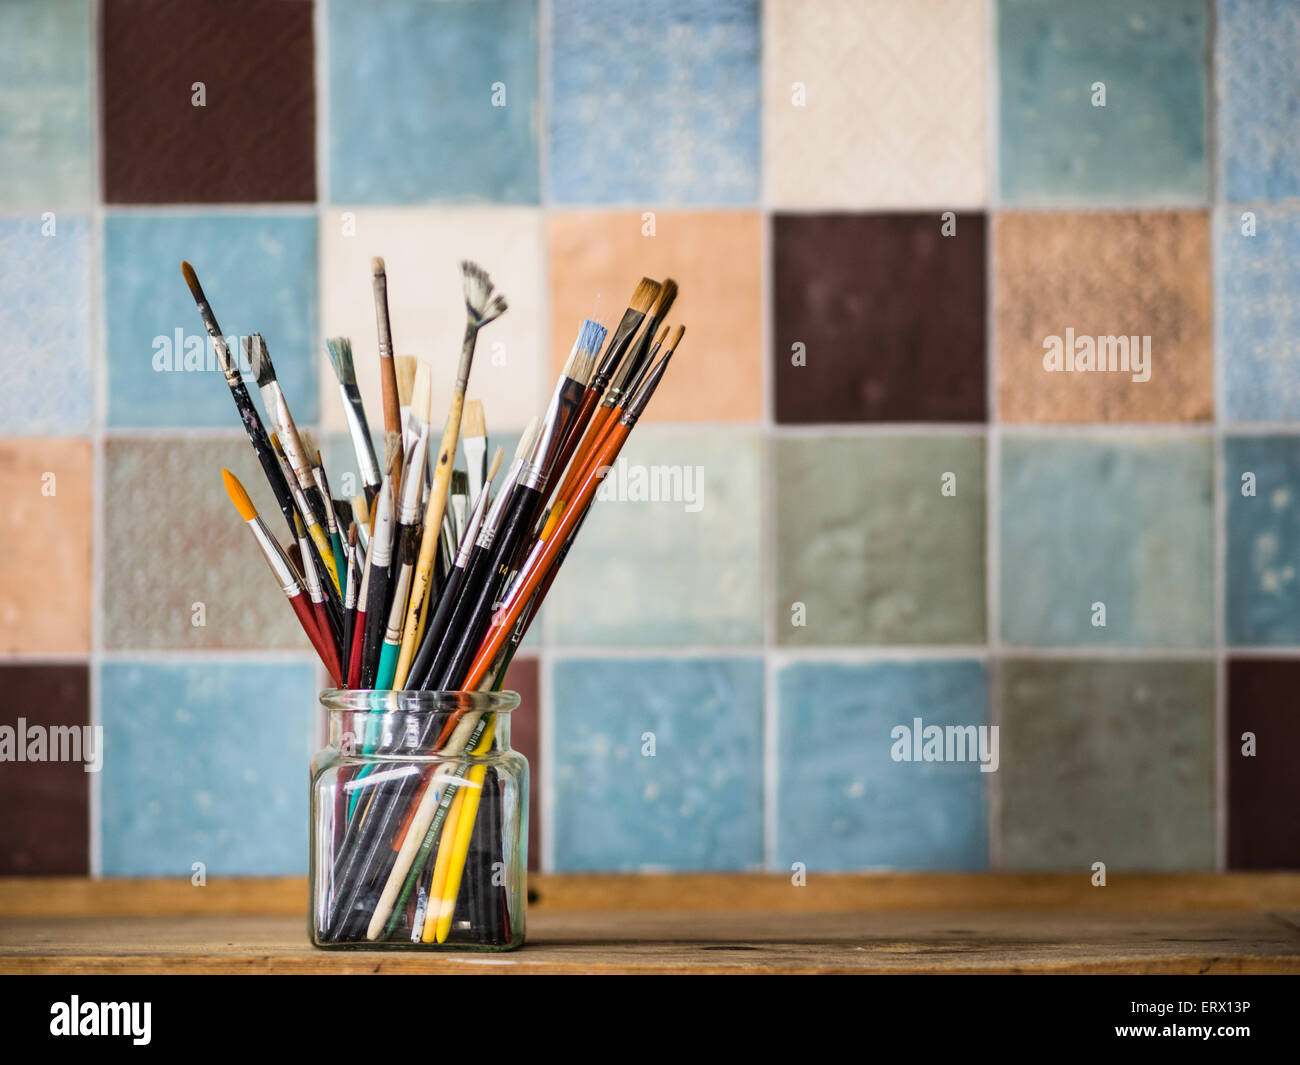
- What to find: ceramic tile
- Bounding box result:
[0,439,91,653]
[998,658,1216,870]
[1227,658,1300,869]
[773,434,986,646]
[995,211,1213,423]
[999,436,1213,648]
[773,214,986,423]
[776,660,989,871]
[998,0,1209,204]
[549,0,759,205]
[99,661,316,875]
[547,211,762,422]
[766,0,988,208]
[329,0,538,204]
[551,657,763,870]
[104,212,317,428]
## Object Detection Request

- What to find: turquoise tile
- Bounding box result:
[1218,0,1300,201]
[776,660,989,871]
[551,657,763,870]
[104,213,317,428]
[1000,436,1213,648]
[998,0,1208,204]
[549,0,760,204]
[0,0,93,207]
[100,661,316,876]
[1218,207,1300,421]
[328,0,539,204]
[0,215,91,433]
[549,429,761,647]
[774,434,986,646]
[1225,436,1300,645]
[999,658,1216,870]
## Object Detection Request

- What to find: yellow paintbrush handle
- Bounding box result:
[421,786,467,943]
[309,523,341,594]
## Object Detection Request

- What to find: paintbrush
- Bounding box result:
[462,400,487,505]
[292,509,341,677]
[358,464,397,689]
[372,258,403,475]
[374,424,431,689]
[221,468,340,685]
[350,493,371,554]
[605,279,677,415]
[269,432,342,600]
[395,355,420,451]
[325,337,382,506]
[341,521,360,678]
[298,428,347,591]
[449,468,469,544]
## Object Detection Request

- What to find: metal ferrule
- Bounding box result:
[344,556,360,610]
[476,460,523,549]
[396,428,430,526]
[382,566,412,643]
[340,384,382,488]
[312,466,339,535]
[249,517,300,596]
[368,486,396,569]
[298,533,325,602]
[456,486,493,568]
[521,378,585,492]
[622,352,674,426]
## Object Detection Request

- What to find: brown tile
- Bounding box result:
[501,656,540,872]
[1228,659,1300,869]
[102,0,315,203]
[0,664,90,874]
[995,211,1213,423]
[773,213,986,423]
[548,211,762,423]
[0,439,92,653]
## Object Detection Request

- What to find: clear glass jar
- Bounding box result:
[310,689,528,950]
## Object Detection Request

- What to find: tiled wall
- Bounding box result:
[3,0,1299,877]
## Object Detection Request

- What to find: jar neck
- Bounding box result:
[326,707,513,757]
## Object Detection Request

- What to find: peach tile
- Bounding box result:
[0,439,92,652]
[320,207,547,433]
[547,211,762,423]
[995,211,1213,423]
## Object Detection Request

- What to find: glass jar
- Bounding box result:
[310,689,528,950]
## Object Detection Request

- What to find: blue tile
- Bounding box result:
[551,657,763,870]
[1218,207,1300,421]
[328,0,539,204]
[0,215,91,433]
[776,660,989,871]
[104,213,317,428]
[100,661,317,876]
[549,430,761,647]
[0,0,93,207]
[1000,436,1213,648]
[549,0,760,204]
[998,0,1208,204]
[1225,436,1300,645]
[1217,0,1300,201]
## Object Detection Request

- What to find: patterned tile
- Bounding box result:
[1224,436,1300,645]
[776,660,989,871]
[999,436,1213,649]
[766,0,988,208]
[104,212,317,428]
[773,213,986,423]
[329,0,538,205]
[102,0,315,203]
[1227,659,1300,869]
[103,437,314,651]
[1218,207,1300,422]
[774,434,986,646]
[549,0,759,205]
[318,207,545,434]
[0,664,90,874]
[998,658,1216,870]
[998,0,1208,204]
[995,211,1213,423]
[549,429,761,647]
[99,661,316,875]
[551,657,764,870]
[1217,0,1300,201]
[0,439,91,653]
[0,0,93,208]
[547,211,762,422]
[0,215,91,433]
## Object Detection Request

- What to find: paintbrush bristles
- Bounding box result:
[461,261,507,327]
[396,356,419,407]
[516,416,540,462]
[412,363,433,422]
[487,446,505,482]
[372,256,385,278]
[180,261,202,300]
[383,430,403,472]
[630,277,660,314]
[462,399,486,440]
[324,337,357,387]
[221,469,257,521]
[245,334,275,388]
[299,428,321,466]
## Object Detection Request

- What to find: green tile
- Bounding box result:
[774,434,986,646]
[998,659,1216,871]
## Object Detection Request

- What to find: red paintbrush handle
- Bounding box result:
[310,599,342,686]
[290,592,341,686]
[346,609,366,689]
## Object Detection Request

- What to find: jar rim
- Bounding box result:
[319,689,520,713]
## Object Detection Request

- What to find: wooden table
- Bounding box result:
[3,873,1299,974]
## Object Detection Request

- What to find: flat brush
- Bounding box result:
[449,469,469,545]
[395,355,420,452]
[462,400,487,506]
[351,493,371,554]
[221,468,340,685]
[325,337,382,506]
[605,279,677,414]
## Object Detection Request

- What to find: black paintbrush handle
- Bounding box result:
[413,542,494,692]
[404,562,466,691]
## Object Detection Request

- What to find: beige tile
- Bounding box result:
[765,0,988,208]
[319,207,547,434]
[0,439,92,653]
[547,211,762,423]
[996,211,1213,423]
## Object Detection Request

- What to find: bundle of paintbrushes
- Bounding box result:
[182,259,683,946]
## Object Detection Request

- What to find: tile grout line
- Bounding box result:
[88,0,104,880]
